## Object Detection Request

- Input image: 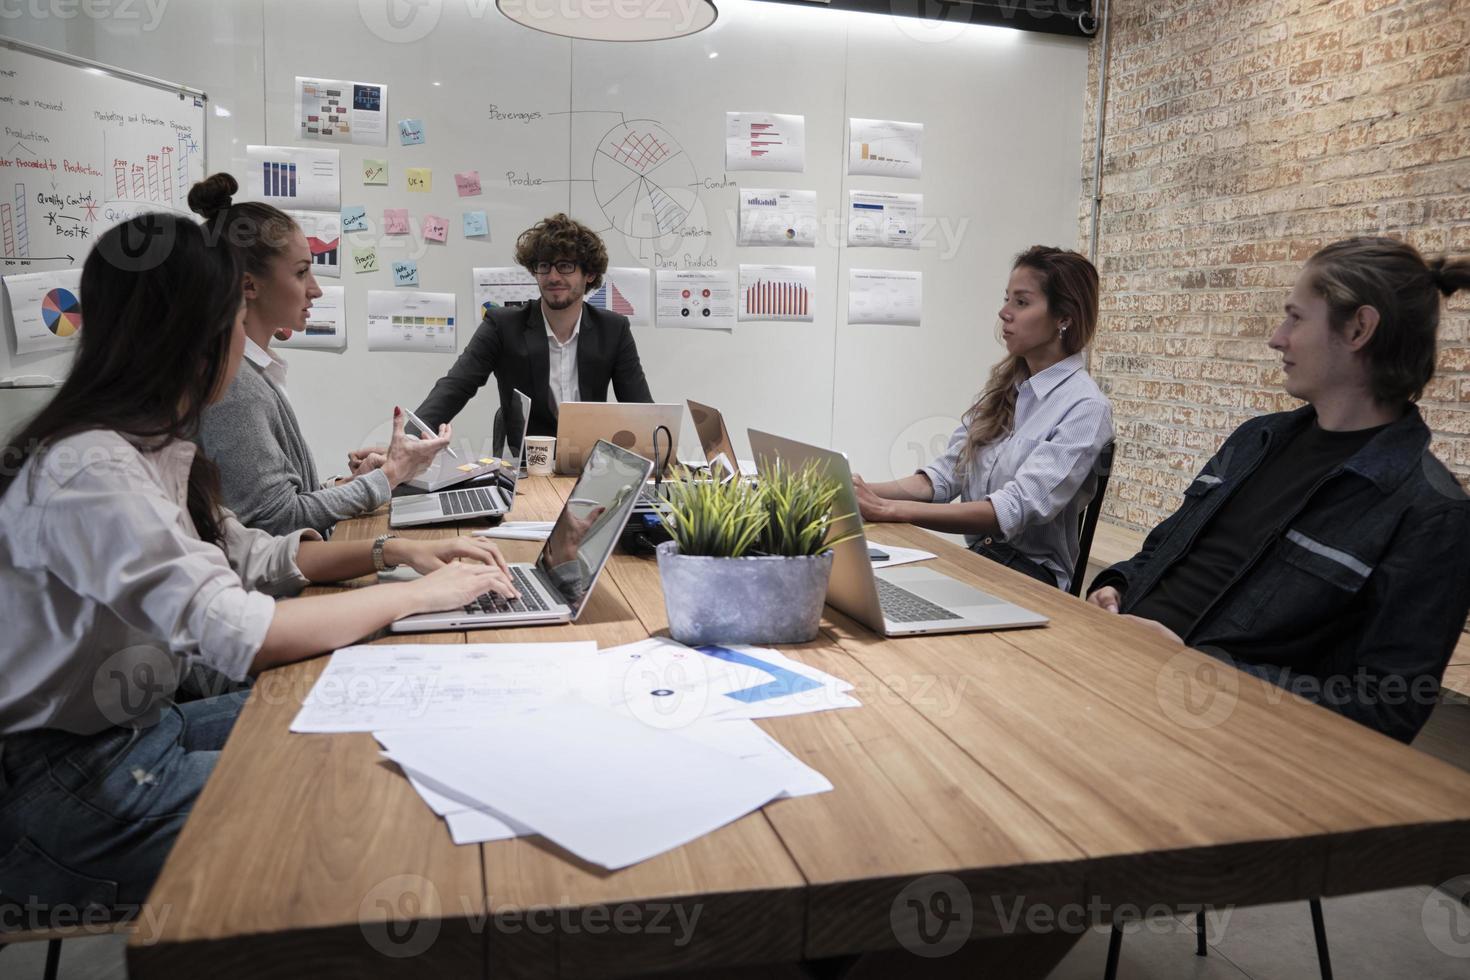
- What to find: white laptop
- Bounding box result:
[391,439,654,632]
[747,429,1049,636]
[554,401,683,476]
[390,390,532,528]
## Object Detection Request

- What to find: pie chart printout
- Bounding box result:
[42,287,82,337]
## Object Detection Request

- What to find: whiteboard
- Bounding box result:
[0,37,207,377]
[1,0,1087,484]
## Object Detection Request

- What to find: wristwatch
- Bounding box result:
[372,533,400,572]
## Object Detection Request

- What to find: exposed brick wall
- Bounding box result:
[1079,0,1470,534]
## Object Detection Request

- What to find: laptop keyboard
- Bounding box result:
[464,566,550,615]
[875,577,963,623]
[438,486,502,516]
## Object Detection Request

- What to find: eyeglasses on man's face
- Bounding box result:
[533,260,580,276]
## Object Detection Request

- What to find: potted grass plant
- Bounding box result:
[655,460,860,645]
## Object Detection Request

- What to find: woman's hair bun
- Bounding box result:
[187,173,239,222]
[1428,256,1470,298]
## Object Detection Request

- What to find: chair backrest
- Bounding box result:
[1070,440,1116,597]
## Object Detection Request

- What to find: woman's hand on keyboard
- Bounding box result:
[391,536,514,578]
[410,561,519,612]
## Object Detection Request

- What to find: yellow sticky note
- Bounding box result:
[353,247,379,273]
[363,159,387,185]
[407,167,432,192]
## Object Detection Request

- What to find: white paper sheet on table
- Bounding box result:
[290,642,599,733]
[870,544,937,569]
[597,638,859,729]
[374,700,788,868]
[471,522,554,541]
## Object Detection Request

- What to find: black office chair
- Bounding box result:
[1104,900,1331,980]
[1069,440,1115,597]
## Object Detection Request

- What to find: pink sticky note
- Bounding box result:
[384,208,409,235]
[454,170,482,197]
[424,215,449,242]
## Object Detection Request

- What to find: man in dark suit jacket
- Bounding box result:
[404,214,652,455]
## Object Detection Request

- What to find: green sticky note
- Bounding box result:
[353,247,379,274]
[363,159,388,185]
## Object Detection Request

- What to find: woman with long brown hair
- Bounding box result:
[0,214,516,917]
[855,246,1113,591]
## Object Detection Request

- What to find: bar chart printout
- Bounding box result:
[724,112,806,173]
[738,264,815,323]
[848,118,924,179]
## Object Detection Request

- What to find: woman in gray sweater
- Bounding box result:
[193,173,443,536]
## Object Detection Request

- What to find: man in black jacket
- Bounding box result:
[1088,237,1470,742]
[411,213,652,450]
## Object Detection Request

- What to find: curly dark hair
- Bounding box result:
[513,213,609,291]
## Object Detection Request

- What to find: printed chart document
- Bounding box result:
[656,269,737,330]
[596,638,859,728]
[285,210,342,278]
[738,264,815,322]
[2,268,82,355]
[725,111,805,172]
[295,76,388,146]
[847,191,921,249]
[848,118,924,179]
[290,642,600,733]
[373,700,788,869]
[366,289,459,352]
[275,284,346,350]
[246,145,341,211]
[472,266,540,321]
[737,188,818,247]
[586,266,653,328]
[848,268,922,326]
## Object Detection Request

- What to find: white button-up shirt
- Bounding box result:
[545,309,582,414]
[244,336,290,397]
[921,353,1114,592]
[0,430,319,735]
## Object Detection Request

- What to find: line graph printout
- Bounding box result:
[724,112,805,173]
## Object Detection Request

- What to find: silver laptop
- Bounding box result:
[747,430,1049,636]
[554,401,683,475]
[390,390,532,528]
[391,440,654,632]
[633,399,747,514]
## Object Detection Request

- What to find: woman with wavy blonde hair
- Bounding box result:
[855,246,1114,591]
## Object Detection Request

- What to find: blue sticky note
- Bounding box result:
[391,260,419,287]
[341,206,368,232]
[462,210,488,238]
[398,118,425,145]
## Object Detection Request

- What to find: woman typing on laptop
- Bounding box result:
[852,246,1113,592]
[0,214,517,918]
[190,173,446,537]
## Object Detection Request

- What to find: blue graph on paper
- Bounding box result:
[696,646,821,704]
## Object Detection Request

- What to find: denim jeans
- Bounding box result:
[0,688,249,925]
[969,539,1060,589]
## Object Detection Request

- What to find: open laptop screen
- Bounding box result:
[534,440,653,617]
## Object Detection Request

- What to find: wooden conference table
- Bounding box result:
[129,476,1470,979]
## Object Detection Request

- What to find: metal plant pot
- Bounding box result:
[655,540,834,646]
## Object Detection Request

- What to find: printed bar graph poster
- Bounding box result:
[848,118,924,180]
[366,289,457,352]
[2,268,83,354]
[738,265,814,323]
[275,285,347,350]
[246,145,341,210]
[724,112,805,173]
[285,211,342,279]
[587,267,652,328]
[295,76,388,146]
